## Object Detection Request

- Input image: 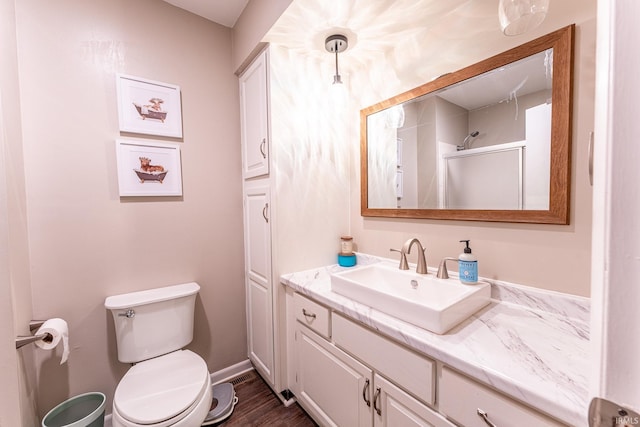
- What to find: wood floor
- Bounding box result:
[214,370,318,426]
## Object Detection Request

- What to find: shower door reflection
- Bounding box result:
[442,143,524,210]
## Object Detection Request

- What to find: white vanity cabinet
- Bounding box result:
[292,293,454,427]
[289,291,569,427]
[239,48,269,179]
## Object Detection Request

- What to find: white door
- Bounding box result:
[243,183,274,384]
[590,0,640,423]
[296,325,372,427]
[239,49,269,179]
[373,374,455,427]
[0,167,24,427]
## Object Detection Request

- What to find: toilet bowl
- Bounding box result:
[106,283,211,427]
[111,350,212,427]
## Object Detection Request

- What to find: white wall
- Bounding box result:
[349,9,596,296]
[14,0,246,417]
[269,45,352,274]
[232,0,293,73]
[265,0,596,296]
[0,0,38,424]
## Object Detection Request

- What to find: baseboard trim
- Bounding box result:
[210,358,253,385]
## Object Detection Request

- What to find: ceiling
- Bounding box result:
[261,0,592,100]
[263,0,506,76]
[163,0,249,27]
[161,0,590,102]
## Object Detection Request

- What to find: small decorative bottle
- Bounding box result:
[338,236,357,267]
[458,240,478,284]
[340,236,354,255]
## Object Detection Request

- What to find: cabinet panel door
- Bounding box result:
[247,277,273,380]
[243,183,273,384]
[296,326,372,427]
[374,375,455,427]
[239,49,269,178]
[244,184,271,286]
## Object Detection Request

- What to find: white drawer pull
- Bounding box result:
[477,408,497,427]
[302,309,316,320]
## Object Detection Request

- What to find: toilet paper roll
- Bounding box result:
[35,318,70,365]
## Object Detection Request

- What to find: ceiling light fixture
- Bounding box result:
[498,0,549,36]
[325,34,348,85]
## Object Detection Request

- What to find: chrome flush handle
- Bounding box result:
[118,309,135,318]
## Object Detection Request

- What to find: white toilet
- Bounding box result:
[105,282,212,427]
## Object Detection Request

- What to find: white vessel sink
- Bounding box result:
[330,263,491,334]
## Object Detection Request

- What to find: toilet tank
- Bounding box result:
[105,282,200,363]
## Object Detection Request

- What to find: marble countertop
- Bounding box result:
[281,254,590,426]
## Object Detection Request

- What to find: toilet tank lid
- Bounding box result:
[105,282,200,310]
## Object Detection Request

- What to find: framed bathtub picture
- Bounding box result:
[116,74,183,138]
[115,139,183,197]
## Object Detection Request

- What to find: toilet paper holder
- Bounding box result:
[15,320,53,349]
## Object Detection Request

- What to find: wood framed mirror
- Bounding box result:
[360,25,574,224]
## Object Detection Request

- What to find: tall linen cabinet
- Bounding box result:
[239,44,353,399]
[239,47,282,393]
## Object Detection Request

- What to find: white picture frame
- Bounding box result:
[116,74,183,138]
[115,139,183,197]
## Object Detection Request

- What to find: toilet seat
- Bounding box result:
[113,350,210,426]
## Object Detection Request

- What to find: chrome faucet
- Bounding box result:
[436,257,458,279]
[389,248,409,270]
[391,238,428,274]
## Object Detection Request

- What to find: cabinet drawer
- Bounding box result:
[294,293,330,339]
[332,313,434,405]
[439,366,565,427]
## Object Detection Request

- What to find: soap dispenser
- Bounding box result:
[458,240,478,284]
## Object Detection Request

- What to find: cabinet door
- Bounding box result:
[239,49,269,179]
[243,183,273,383]
[373,374,455,427]
[296,325,372,427]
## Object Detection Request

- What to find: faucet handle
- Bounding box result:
[390,248,409,270]
[437,257,458,279]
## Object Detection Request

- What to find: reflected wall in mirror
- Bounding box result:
[361,25,574,224]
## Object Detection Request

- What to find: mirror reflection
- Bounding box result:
[361,25,573,224]
[367,49,553,210]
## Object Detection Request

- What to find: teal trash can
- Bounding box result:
[41,392,106,427]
